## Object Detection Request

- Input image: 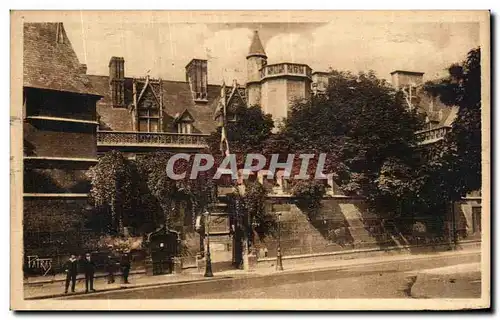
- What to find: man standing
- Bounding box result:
[106,253,116,284]
[63,254,78,294]
[82,252,96,293]
[120,251,131,284]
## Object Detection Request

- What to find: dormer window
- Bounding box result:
[175,109,195,134]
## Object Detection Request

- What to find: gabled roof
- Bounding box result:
[247,30,267,58]
[88,74,221,134]
[23,23,100,96]
[174,109,195,123]
[135,77,162,108]
[212,80,247,120]
[226,80,246,107]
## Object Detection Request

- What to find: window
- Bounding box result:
[138,101,160,132]
[177,122,192,134]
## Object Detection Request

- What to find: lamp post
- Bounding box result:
[451,200,457,250]
[276,211,284,271]
[203,210,213,277]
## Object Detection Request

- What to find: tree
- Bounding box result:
[277,70,424,218]
[423,47,482,200]
[136,151,216,231]
[208,103,274,168]
[87,151,138,235]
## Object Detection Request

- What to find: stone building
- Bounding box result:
[22,23,102,265]
[21,23,481,273]
[89,57,221,157]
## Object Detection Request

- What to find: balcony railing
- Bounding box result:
[97,131,209,148]
[416,126,451,145]
[260,63,312,80]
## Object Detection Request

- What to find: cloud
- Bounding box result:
[63,19,479,86]
[202,28,253,84]
[264,21,479,81]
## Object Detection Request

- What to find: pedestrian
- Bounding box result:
[82,252,96,293]
[63,254,78,294]
[106,253,116,284]
[120,251,131,284]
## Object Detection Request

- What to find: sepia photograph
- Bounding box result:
[10,10,490,310]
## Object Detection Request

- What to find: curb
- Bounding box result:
[24,269,146,286]
[60,249,481,300]
[256,240,481,267]
[24,240,480,286]
[27,248,481,300]
[25,275,234,300]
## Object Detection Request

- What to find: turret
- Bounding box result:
[246,30,267,107]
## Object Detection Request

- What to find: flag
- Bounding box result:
[219,81,231,157]
[220,125,231,157]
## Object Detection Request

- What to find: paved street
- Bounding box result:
[59,250,481,300]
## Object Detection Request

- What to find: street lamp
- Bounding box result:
[276,211,284,271]
[203,210,214,277]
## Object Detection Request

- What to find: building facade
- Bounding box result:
[23,23,102,265]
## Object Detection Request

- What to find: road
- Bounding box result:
[62,251,481,300]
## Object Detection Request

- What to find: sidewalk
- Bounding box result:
[24,271,232,300]
[24,269,146,285]
[24,247,481,300]
[409,262,482,299]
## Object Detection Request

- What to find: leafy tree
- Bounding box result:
[291,180,326,219]
[208,103,274,168]
[423,47,482,200]
[276,70,424,218]
[136,151,216,231]
[87,151,138,235]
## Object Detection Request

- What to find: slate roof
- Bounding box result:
[88,74,221,134]
[247,30,267,58]
[23,23,100,96]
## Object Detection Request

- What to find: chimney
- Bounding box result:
[109,57,125,107]
[80,64,87,74]
[186,59,208,102]
[390,70,424,90]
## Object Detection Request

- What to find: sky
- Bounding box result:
[61,14,480,85]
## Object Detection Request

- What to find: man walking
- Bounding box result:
[63,254,78,294]
[120,251,131,284]
[82,252,96,293]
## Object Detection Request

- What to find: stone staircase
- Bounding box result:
[256,204,342,257]
[338,203,378,247]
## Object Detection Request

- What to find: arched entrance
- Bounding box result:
[144,226,180,275]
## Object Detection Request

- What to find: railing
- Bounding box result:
[97,131,209,148]
[416,126,451,145]
[260,63,312,80]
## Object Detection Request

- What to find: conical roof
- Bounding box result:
[247,30,267,58]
